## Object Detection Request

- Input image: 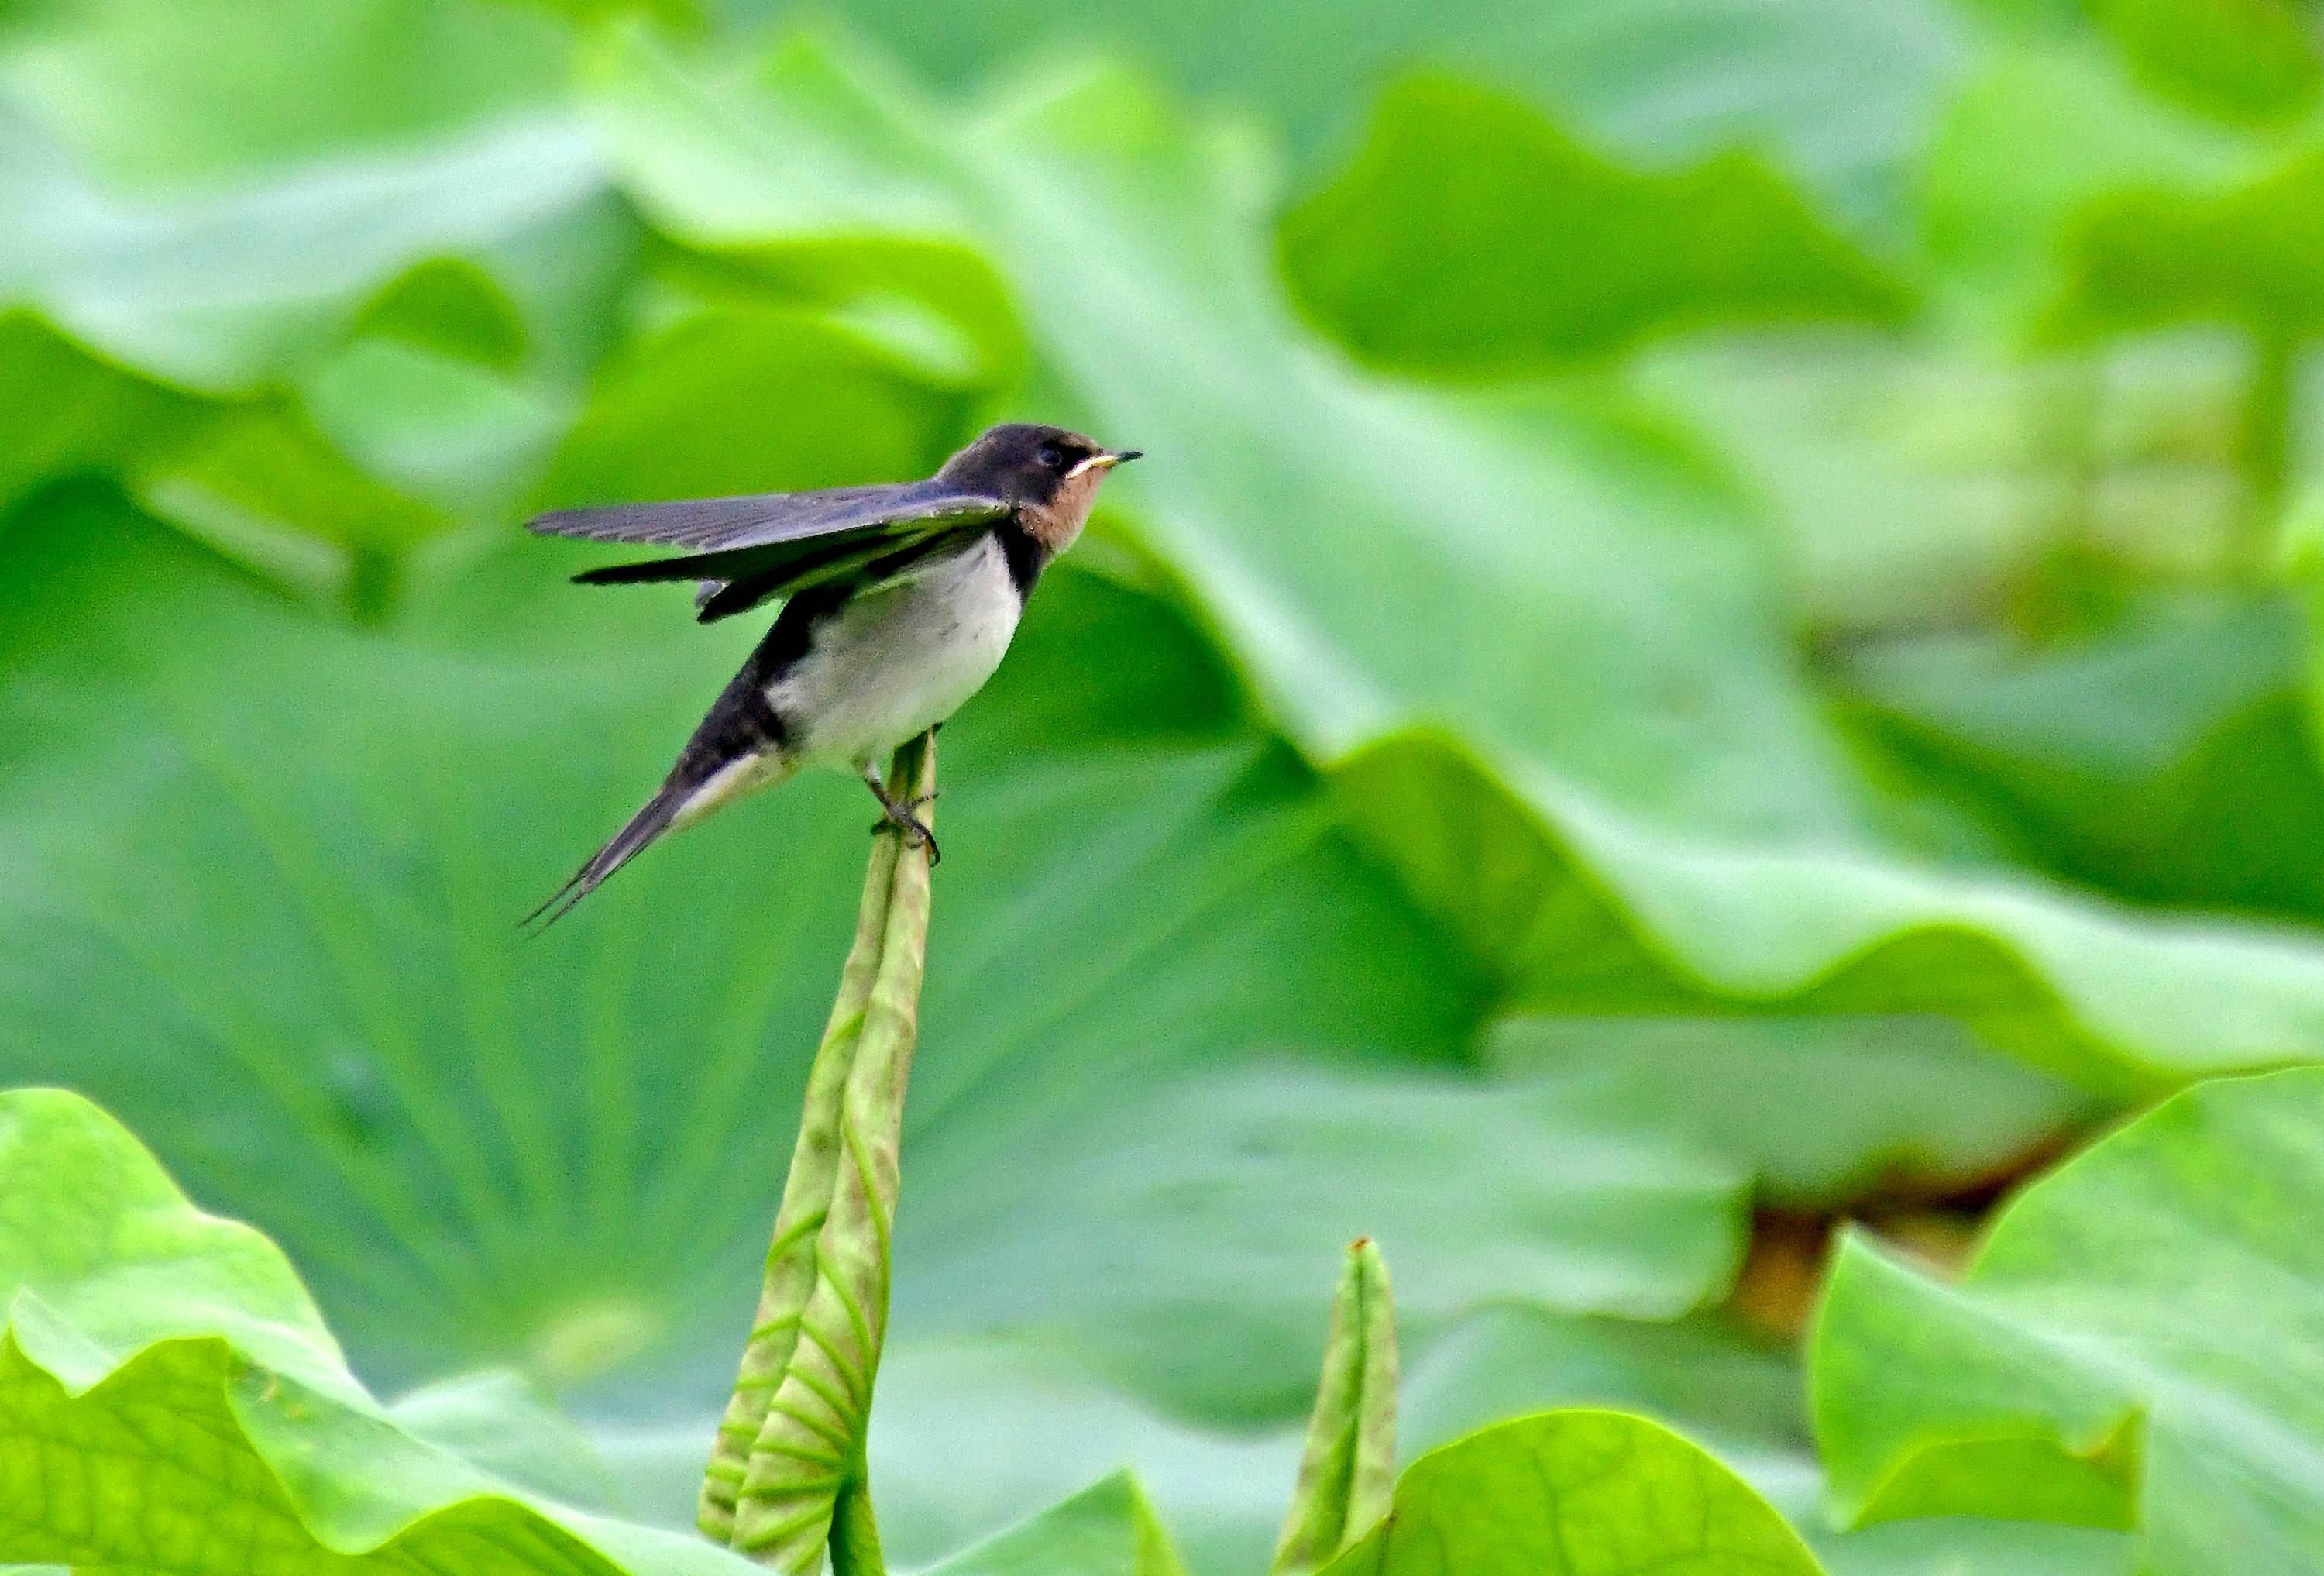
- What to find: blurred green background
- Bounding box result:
[9,0,2324,1570]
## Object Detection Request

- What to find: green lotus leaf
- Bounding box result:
[801,0,1966,225]
[0,311,216,519]
[389,1368,626,1512]
[1841,594,2324,924]
[1811,1065,2324,1574]
[353,256,534,373]
[1397,1308,1817,1518]
[1812,1516,2134,1576]
[0,1083,744,1575]
[136,404,449,608]
[0,23,634,565]
[2082,0,2323,127]
[1317,1409,1825,1576]
[2047,147,2324,341]
[537,302,990,514]
[1633,329,2249,639]
[0,100,610,394]
[1277,74,1910,378]
[1487,1013,2100,1205]
[0,0,572,181]
[921,1471,1188,1576]
[1917,38,2255,323]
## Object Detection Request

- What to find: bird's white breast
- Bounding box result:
[768,532,1023,769]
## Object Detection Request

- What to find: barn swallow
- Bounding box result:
[523,422,1140,927]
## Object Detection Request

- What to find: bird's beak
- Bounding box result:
[1067,449,1143,478]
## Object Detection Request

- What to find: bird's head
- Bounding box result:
[939,422,1141,550]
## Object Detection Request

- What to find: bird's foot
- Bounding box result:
[868,792,942,865]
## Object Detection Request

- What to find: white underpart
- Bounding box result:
[769,532,1023,771]
[672,751,792,830]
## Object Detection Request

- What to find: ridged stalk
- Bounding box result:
[701,731,937,1573]
[1271,1238,1397,1576]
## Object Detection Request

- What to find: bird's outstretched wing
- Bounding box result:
[528,480,1010,623]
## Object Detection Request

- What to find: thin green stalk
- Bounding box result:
[828,1478,887,1576]
[1271,1238,1397,1576]
[720,732,938,1572]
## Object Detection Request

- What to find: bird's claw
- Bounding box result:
[868,794,942,865]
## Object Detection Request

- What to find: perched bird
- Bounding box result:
[522,422,1140,927]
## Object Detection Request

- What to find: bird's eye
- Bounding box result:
[1037,443,1066,471]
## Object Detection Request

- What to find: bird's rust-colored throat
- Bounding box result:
[1019,448,1138,552]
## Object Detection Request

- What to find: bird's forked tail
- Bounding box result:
[522,781,691,931]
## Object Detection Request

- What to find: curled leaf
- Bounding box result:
[698,823,902,1540]
[720,733,939,1571]
[1273,1238,1398,1576]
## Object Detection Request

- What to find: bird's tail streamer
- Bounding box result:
[521,781,690,931]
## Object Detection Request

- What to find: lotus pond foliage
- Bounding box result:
[6,0,2324,1571]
